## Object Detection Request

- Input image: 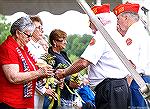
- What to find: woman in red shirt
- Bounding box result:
[0,16,53,109]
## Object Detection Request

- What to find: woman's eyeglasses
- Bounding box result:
[55,39,64,42]
[22,32,32,38]
[36,26,43,31]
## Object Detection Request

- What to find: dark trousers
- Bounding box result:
[0,103,14,109]
[94,78,131,109]
[43,96,58,109]
[130,75,150,108]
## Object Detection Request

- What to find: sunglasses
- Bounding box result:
[36,26,43,31]
[55,39,64,42]
[22,32,32,38]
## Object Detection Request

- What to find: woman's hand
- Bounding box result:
[45,88,57,100]
[37,65,54,77]
[58,78,64,89]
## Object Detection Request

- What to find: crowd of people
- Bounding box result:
[0,1,150,109]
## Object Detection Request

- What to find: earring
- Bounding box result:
[54,43,57,47]
[53,40,57,48]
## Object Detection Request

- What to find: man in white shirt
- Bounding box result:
[56,4,131,109]
[113,2,150,108]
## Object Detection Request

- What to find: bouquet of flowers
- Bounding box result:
[40,53,67,108]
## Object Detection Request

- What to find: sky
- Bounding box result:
[6,10,93,36]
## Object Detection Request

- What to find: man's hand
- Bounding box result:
[55,69,66,79]
[69,81,80,89]
[129,60,136,69]
[126,75,133,86]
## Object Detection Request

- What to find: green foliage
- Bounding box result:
[0,14,11,44]
[65,34,93,75]
[65,34,92,58]
[69,54,78,63]
[56,63,68,69]
[40,53,56,66]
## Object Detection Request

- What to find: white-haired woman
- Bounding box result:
[0,16,53,109]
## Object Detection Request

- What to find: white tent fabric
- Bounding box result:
[6,11,92,35]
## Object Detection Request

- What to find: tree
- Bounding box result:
[0,14,11,44]
[64,34,92,75]
[65,34,92,59]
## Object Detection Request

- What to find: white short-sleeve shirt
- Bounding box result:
[81,30,129,87]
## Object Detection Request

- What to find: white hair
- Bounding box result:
[10,16,35,35]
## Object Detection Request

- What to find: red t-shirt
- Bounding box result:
[0,36,37,108]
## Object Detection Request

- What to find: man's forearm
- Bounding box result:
[64,58,90,77]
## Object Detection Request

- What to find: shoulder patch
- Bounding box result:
[126,38,132,46]
[89,38,96,46]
